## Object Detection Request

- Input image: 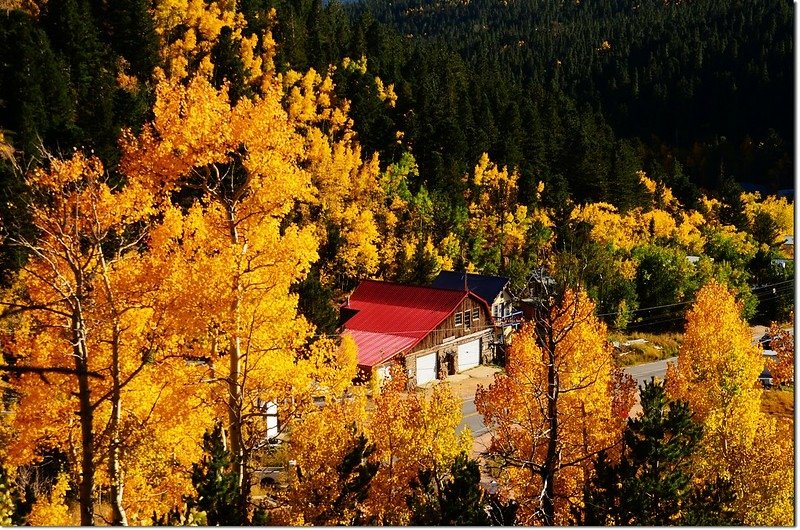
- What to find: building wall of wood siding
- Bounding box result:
[407,296,492,355]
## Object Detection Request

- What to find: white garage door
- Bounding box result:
[416,352,437,385]
[457,339,481,372]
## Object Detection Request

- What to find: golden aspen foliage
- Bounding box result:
[476,290,624,525]
[373,153,456,281]
[697,194,723,226]
[741,191,794,244]
[26,473,74,526]
[277,388,370,525]
[374,76,398,107]
[464,153,544,268]
[121,67,365,508]
[0,0,39,15]
[641,208,677,240]
[280,65,386,281]
[363,368,471,525]
[675,210,707,254]
[151,0,256,80]
[570,202,639,251]
[639,171,658,195]
[666,280,793,525]
[1,152,216,524]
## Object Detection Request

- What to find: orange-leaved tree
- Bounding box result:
[0,152,213,524]
[476,288,628,525]
[666,280,794,525]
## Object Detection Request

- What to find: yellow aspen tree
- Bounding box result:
[1,153,147,525]
[741,192,794,244]
[121,70,360,516]
[464,153,535,270]
[363,368,471,525]
[151,0,262,81]
[281,65,385,283]
[276,385,370,525]
[666,280,793,525]
[475,289,626,525]
[570,202,638,251]
[26,473,74,526]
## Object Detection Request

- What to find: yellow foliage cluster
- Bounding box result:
[697,194,722,225]
[364,370,471,524]
[278,365,469,526]
[152,0,268,81]
[277,391,370,525]
[464,153,547,266]
[674,210,707,253]
[570,202,639,251]
[666,281,794,525]
[26,474,73,526]
[741,191,795,242]
[570,182,716,258]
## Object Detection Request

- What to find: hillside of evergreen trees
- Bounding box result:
[262,0,793,211]
[0,0,793,325]
[0,0,792,215]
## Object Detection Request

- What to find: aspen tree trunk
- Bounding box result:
[226,207,246,513]
[99,252,129,526]
[541,331,558,526]
[228,294,243,485]
[110,323,128,526]
[73,305,95,526]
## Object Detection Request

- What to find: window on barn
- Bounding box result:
[472,308,480,321]
[464,310,471,328]
[455,312,462,326]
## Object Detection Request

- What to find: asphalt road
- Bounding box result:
[623,356,677,387]
[458,396,488,436]
[458,357,677,436]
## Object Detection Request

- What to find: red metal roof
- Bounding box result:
[343,330,418,368]
[342,280,489,368]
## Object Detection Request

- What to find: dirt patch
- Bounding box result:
[446,365,503,400]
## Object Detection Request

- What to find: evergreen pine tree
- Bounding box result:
[187,423,246,526]
[581,379,703,525]
[407,452,491,526]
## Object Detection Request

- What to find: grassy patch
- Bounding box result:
[611,332,682,367]
[761,387,794,420]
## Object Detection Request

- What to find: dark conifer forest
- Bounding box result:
[263,0,793,206]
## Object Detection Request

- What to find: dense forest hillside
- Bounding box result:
[265,0,793,206]
[0,0,794,323]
